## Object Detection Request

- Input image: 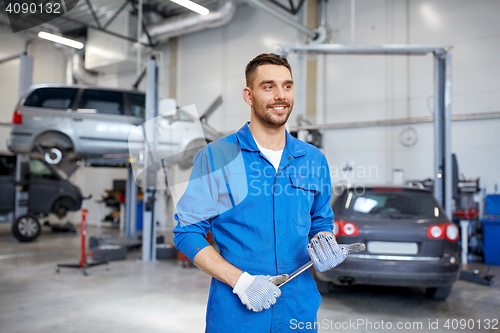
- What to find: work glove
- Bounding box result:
[307,232,364,272]
[233,272,286,312]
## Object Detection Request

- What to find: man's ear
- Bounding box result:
[242,87,252,106]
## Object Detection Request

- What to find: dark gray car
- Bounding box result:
[314,185,461,300]
[0,153,82,241]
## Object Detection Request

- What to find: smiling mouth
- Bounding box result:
[270,105,288,112]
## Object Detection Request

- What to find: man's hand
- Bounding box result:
[232,272,285,312]
[307,232,348,272]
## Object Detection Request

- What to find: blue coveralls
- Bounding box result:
[173,122,334,333]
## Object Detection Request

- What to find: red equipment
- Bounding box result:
[55,195,108,275]
[453,207,479,220]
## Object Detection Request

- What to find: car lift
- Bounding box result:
[11,154,43,242]
[279,44,454,219]
[3,53,43,243]
[3,51,162,266]
[2,52,66,242]
[68,56,163,263]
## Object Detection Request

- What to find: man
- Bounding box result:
[173,53,352,332]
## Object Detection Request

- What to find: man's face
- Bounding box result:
[244,64,294,128]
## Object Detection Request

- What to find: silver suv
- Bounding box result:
[7,84,221,168]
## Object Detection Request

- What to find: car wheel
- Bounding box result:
[89,234,114,248]
[426,286,453,300]
[178,139,207,170]
[52,198,75,219]
[156,244,177,259]
[33,132,74,165]
[44,147,63,164]
[92,245,126,261]
[12,214,41,242]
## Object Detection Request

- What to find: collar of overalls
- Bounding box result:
[236,122,307,161]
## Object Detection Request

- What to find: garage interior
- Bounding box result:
[1,0,500,332]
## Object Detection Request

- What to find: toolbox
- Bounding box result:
[485,194,500,216]
[481,216,500,266]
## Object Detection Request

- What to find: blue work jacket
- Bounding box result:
[174,122,334,333]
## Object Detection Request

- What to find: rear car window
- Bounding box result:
[335,189,445,219]
[24,88,78,109]
[129,93,145,118]
[78,89,125,115]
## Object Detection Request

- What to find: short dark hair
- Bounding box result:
[245,53,292,88]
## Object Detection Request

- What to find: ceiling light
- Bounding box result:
[38,32,84,49]
[170,0,209,16]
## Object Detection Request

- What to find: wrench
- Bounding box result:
[272,243,365,288]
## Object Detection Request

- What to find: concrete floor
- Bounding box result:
[1,222,499,333]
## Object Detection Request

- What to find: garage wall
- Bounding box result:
[96,49,169,98]
[317,0,500,193]
[66,166,127,225]
[175,3,303,133]
[170,0,499,192]
[2,0,498,226]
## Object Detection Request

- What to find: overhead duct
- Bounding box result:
[142,0,236,45]
[66,52,98,85]
[243,0,326,43]
[16,24,97,84]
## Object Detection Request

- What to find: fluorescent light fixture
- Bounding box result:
[170,0,209,16]
[38,32,84,49]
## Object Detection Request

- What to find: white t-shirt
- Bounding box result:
[255,140,284,172]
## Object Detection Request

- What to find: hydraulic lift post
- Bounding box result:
[142,56,159,262]
[14,53,34,220]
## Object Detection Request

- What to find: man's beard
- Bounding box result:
[253,101,293,128]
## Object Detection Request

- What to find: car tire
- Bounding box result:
[44,147,63,164]
[426,286,453,300]
[52,197,76,219]
[178,139,207,170]
[33,132,74,165]
[12,214,41,242]
[156,244,177,260]
[89,234,114,248]
[92,245,127,261]
[138,234,165,244]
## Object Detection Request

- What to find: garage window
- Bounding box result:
[24,88,77,109]
[78,90,125,115]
